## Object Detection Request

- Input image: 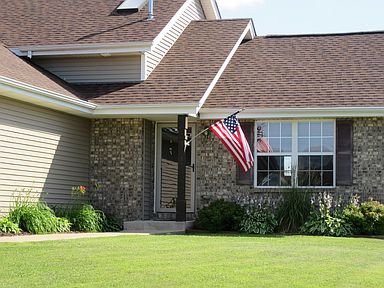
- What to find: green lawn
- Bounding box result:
[0,235,383,288]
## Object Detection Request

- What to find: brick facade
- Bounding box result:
[89,117,384,221]
[196,118,384,210]
[90,119,145,221]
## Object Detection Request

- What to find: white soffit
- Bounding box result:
[117,0,147,10]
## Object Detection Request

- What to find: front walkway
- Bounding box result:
[0,232,150,243]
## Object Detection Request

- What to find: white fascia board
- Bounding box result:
[152,0,193,46]
[10,42,153,57]
[199,107,384,120]
[0,77,96,116]
[200,0,221,20]
[195,21,254,114]
[92,103,199,118]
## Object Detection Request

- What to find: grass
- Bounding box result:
[0,235,383,288]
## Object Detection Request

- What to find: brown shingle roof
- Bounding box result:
[0,0,186,46]
[0,44,78,98]
[204,31,384,109]
[75,19,252,105]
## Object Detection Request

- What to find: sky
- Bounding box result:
[216,0,384,36]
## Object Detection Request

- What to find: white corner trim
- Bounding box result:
[10,42,153,57]
[195,21,254,114]
[199,107,384,119]
[140,53,147,81]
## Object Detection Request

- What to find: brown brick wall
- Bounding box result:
[196,118,384,209]
[90,119,145,221]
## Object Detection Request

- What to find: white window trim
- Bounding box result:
[254,119,336,189]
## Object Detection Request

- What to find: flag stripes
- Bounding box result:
[209,113,254,172]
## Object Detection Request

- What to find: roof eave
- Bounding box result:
[10,42,153,58]
[199,107,384,119]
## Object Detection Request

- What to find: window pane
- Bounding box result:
[257,172,269,186]
[310,156,322,170]
[323,156,333,170]
[281,173,292,186]
[269,156,281,171]
[323,172,334,186]
[269,123,280,137]
[322,137,334,152]
[323,122,334,137]
[310,172,321,186]
[281,123,292,137]
[257,156,268,170]
[310,137,322,152]
[298,171,309,186]
[310,122,321,137]
[298,156,309,170]
[298,122,309,137]
[281,138,292,152]
[298,138,309,152]
[269,172,280,186]
[269,138,280,152]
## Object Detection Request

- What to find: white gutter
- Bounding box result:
[10,42,153,57]
[93,103,199,118]
[199,107,384,119]
[0,76,199,118]
[0,76,96,116]
[1,76,383,119]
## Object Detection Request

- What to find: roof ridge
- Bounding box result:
[261,30,384,39]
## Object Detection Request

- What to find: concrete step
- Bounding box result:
[123,220,195,234]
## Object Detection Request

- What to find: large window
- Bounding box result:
[255,121,335,188]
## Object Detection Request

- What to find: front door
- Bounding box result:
[156,124,195,213]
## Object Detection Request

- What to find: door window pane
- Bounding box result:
[160,127,193,209]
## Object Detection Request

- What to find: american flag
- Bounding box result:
[256,125,273,153]
[209,113,254,172]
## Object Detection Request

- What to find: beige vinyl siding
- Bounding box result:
[33,55,142,84]
[0,96,90,214]
[145,0,206,77]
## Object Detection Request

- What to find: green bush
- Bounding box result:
[301,195,352,237]
[240,208,277,235]
[52,217,71,233]
[343,200,384,235]
[71,205,103,232]
[9,202,70,234]
[0,218,21,234]
[301,211,352,237]
[277,188,312,233]
[100,214,122,232]
[196,200,245,232]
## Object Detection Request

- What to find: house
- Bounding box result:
[0,0,383,226]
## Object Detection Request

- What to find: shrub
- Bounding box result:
[71,205,103,232]
[196,200,245,232]
[301,195,352,237]
[343,199,384,235]
[240,208,277,235]
[52,217,71,233]
[277,188,312,233]
[9,202,70,234]
[0,218,21,234]
[100,214,122,232]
